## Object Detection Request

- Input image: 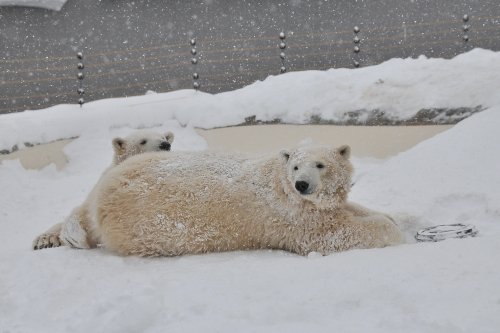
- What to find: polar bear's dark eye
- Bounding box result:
[316,163,325,169]
[140,139,147,145]
[293,166,298,171]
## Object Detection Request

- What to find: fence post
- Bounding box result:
[279,32,287,74]
[76,52,84,107]
[190,38,200,90]
[462,14,470,51]
[353,26,360,68]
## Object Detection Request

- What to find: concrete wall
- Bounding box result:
[1,0,499,114]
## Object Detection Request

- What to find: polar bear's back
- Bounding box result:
[150,151,247,181]
[91,151,274,256]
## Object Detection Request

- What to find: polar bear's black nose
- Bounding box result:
[295,181,309,194]
[159,142,171,151]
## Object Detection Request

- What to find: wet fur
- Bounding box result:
[33,130,174,250]
[87,146,403,256]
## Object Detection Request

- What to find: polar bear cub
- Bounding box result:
[85,144,403,256]
[33,130,174,250]
[111,130,174,165]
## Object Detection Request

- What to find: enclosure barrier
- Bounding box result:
[1,1,499,114]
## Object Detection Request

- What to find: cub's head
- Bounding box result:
[280,145,353,209]
[112,130,175,165]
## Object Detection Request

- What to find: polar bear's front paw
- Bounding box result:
[33,233,62,250]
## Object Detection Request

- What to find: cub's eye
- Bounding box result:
[316,163,325,169]
[140,139,147,145]
[293,166,298,171]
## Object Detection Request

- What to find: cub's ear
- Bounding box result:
[165,131,175,143]
[112,137,126,154]
[280,149,290,163]
[337,145,351,159]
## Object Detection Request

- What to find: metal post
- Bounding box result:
[462,14,470,51]
[353,26,361,68]
[76,52,84,107]
[190,38,200,90]
[279,32,287,74]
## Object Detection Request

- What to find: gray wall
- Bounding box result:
[1,0,499,114]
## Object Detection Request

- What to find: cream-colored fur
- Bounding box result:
[86,145,403,256]
[111,130,174,165]
[33,130,174,250]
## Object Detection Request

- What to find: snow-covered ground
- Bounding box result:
[1,49,500,332]
[0,0,67,11]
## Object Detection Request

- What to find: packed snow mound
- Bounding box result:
[351,105,500,236]
[1,106,500,333]
[1,48,500,332]
[0,0,67,11]
[1,48,500,153]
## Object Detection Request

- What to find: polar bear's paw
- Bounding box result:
[33,233,62,250]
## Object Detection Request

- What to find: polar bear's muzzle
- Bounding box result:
[159,141,171,151]
[295,180,317,195]
[295,181,309,194]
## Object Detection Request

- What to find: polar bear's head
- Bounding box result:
[280,145,353,209]
[112,130,175,165]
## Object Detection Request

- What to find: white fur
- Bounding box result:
[84,145,403,257]
[33,129,175,251]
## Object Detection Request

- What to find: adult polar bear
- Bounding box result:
[87,145,403,256]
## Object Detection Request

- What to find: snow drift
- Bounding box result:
[1,49,500,153]
[1,49,500,332]
[0,0,67,11]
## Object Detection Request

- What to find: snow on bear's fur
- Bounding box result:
[32,130,174,250]
[86,145,403,256]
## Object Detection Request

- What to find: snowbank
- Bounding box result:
[351,105,500,234]
[2,48,500,153]
[1,49,500,332]
[0,0,67,11]
[1,106,500,332]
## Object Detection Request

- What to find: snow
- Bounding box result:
[1,49,500,332]
[0,0,67,11]
[2,48,500,153]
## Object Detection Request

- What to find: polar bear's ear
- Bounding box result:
[280,150,290,163]
[112,137,126,154]
[337,145,351,159]
[165,131,175,143]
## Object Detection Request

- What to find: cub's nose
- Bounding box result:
[159,141,171,151]
[295,181,309,194]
